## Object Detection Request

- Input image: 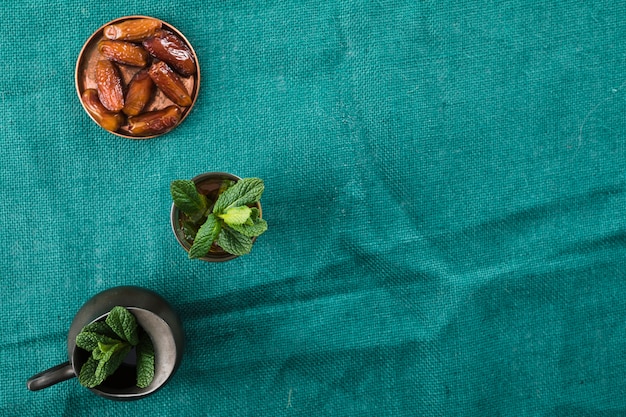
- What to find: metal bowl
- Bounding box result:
[75,15,200,139]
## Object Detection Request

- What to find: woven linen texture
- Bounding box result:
[1,1,626,416]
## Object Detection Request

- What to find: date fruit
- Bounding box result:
[103,18,162,42]
[81,89,124,132]
[98,40,149,67]
[126,105,181,136]
[95,60,124,112]
[142,30,196,76]
[123,69,154,116]
[148,61,192,107]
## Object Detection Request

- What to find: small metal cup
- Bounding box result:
[170,172,263,262]
[26,286,184,400]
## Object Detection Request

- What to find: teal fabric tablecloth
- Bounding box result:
[2,1,626,416]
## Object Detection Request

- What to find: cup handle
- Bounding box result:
[27,362,75,391]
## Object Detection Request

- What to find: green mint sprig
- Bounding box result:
[170,177,267,258]
[76,306,155,389]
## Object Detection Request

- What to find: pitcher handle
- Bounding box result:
[27,362,75,391]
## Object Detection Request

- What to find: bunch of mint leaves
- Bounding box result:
[76,306,155,389]
[170,177,268,258]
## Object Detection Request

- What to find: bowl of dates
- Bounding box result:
[76,16,200,139]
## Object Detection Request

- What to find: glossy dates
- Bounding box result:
[103,18,162,42]
[143,30,196,77]
[123,70,154,116]
[81,89,124,132]
[95,60,124,112]
[98,40,149,67]
[78,17,199,138]
[148,61,192,107]
[127,105,181,136]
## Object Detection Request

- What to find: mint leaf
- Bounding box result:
[100,344,132,382]
[95,341,126,360]
[78,357,103,388]
[79,321,119,339]
[92,345,107,361]
[213,178,264,214]
[136,331,155,389]
[105,306,139,346]
[76,331,122,352]
[189,213,221,259]
[228,217,268,237]
[218,206,252,226]
[182,220,199,240]
[170,180,208,218]
[216,226,253,256]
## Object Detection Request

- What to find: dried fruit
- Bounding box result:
[126,105,182,136]
[148,61,192,107]
[81,89,124,132]
[123,69,154,116]
[95,60,124,112]
[98,40,149,67]
[142,30,196,76]
[79,17,198,137]
[103,18,162,42]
